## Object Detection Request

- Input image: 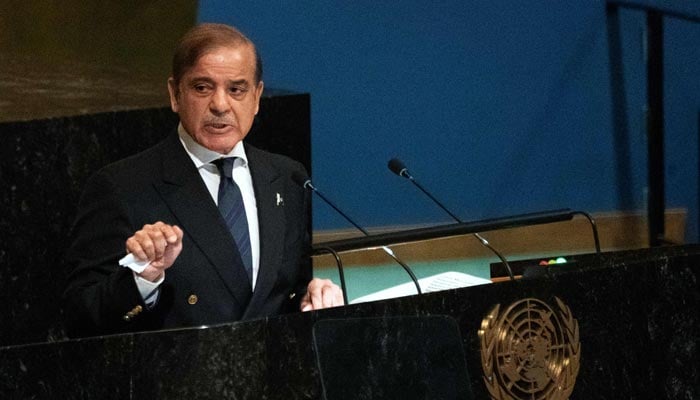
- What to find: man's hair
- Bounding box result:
[171,23,263,85]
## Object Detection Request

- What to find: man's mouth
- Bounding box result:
[205,122,235,133]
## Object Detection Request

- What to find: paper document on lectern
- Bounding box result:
[351,271,492,304]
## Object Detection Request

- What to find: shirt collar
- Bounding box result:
[177,123,248,168]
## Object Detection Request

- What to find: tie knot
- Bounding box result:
[213,157,237,179]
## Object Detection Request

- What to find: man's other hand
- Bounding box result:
[300,278,344,311]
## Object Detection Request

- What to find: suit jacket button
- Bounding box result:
[188,294,198,305]
[123,305,143,321]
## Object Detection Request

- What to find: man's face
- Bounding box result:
[168,44,264,154]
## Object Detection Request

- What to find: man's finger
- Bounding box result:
[300,293,313,312]
[166,225,184,243]
[126,236,148,261]
[322,285,336,308]
[309,282,324,310]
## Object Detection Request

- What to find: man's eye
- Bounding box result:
[230,87,247,94]
[194,85,209,93]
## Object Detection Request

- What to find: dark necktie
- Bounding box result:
[213,158,253,283]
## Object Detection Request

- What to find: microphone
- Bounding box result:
[292,172,422,295]
[388,158,516,281]
[387,158,410,179]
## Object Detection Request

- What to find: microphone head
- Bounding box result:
[291,170,311,189]
[388,158,410,178]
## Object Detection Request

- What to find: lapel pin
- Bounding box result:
[276,193,284,206]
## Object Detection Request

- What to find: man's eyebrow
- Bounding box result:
[187,77,250,87]
[227,79,250,87]
[188,76,215,84]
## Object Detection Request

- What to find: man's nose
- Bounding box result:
[209,89,229,114]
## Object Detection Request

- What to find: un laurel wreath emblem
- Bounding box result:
[478,297,580,400]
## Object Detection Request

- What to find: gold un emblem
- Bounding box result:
[478,297,580,400]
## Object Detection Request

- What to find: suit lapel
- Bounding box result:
[153,135,252,308]
[243,145,286,317]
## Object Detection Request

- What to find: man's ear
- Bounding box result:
[254,80,264,115]
[167,77,180,113]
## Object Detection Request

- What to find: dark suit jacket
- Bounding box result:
[64,133,311,337]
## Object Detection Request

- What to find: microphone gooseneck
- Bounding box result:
[388,158,462,222]
[315,246,349,305]
[387,158,516,281]
[293,172,422,295]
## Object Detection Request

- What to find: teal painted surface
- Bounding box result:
[313,258,493,303]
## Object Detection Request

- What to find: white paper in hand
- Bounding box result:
[119,253,151,274]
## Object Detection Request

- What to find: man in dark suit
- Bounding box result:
[64,23,343,337]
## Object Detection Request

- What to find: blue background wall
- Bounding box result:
[198,1,700,242]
